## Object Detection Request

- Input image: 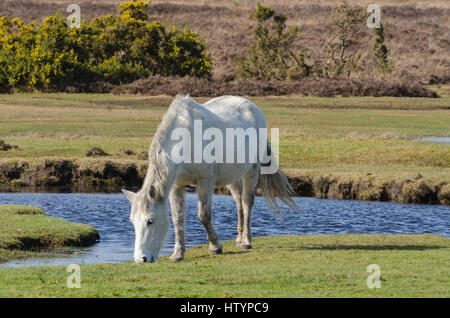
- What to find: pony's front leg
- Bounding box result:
[197,179,222,255]
[169,185,185,261]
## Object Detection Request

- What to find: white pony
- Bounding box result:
[122,95,297,263]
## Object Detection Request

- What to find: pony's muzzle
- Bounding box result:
[134,256,144,263]
[134,253,155,263]
[134,254,147,263]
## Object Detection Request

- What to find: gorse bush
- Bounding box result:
[0,0,211,92]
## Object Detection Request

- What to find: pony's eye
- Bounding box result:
[147,219,153,226]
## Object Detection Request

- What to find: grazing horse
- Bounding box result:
[122,95,298,263]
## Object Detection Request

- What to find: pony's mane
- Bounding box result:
[140,94,195,203]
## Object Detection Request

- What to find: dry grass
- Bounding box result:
[112,76,439,97]
[152,0,450,9]
[19,0,450,8]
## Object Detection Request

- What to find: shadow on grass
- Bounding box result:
[222,251,251,256]
[293,245,447,251]
[187,250,250,260]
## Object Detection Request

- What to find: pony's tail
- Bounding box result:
[258,146,300,214]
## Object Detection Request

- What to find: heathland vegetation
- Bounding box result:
[0,0,210,92]
[0,0,448,96]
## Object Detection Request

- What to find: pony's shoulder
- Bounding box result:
[167,94,206,122]
[203,95,250,106]
[173,94,192,103]
[203,96,259,115]
[170,94,202,111]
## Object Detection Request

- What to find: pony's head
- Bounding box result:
[122,186,169,263]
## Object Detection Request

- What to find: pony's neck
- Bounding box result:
[141,111,179,202]
[141,154,176,203]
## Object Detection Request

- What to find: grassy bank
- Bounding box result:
[0,234,448,297]
[0,205,99,263]
[1,157,449,204]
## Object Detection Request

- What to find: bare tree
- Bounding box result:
[322,4,368,78]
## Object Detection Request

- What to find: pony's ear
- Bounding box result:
[122,189,136,202]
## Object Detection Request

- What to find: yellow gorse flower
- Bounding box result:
[0,0,211,92]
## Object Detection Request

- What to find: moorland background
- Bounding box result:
[0,0,448,95]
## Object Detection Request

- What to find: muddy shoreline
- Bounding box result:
[0,158,449,205]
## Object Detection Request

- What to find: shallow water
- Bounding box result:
[0,193,449,268]
[419,136,450,144]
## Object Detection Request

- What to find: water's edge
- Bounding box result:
[0,159,448,205]
[0,193,449,268]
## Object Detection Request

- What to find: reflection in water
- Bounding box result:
[0,192,448,267]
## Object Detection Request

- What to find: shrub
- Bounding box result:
[111,75,438,98]
[0,140,19,151]
[86,146,109,157]
[322,4,368,78]
[122,149,136,156]
[0,0,211,92]
[373,23,393,74]
[0,52,11,93]
[237,3,310,81]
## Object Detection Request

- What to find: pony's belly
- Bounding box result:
[215,163,253,187]
[174,163,253,187]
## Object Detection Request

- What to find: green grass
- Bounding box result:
[0,234,448,297]
[0,205,99,263]
[0,92,449,182]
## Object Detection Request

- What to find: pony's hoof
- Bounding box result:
[170,254,184,262]
[236,241,241,247]
[210,246,223,255]
[240,244,252,250]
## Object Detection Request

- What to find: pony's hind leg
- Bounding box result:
[227,181,243,247]
[240,164,259,250]
[169,184,186,261]
[197,178,222,255]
